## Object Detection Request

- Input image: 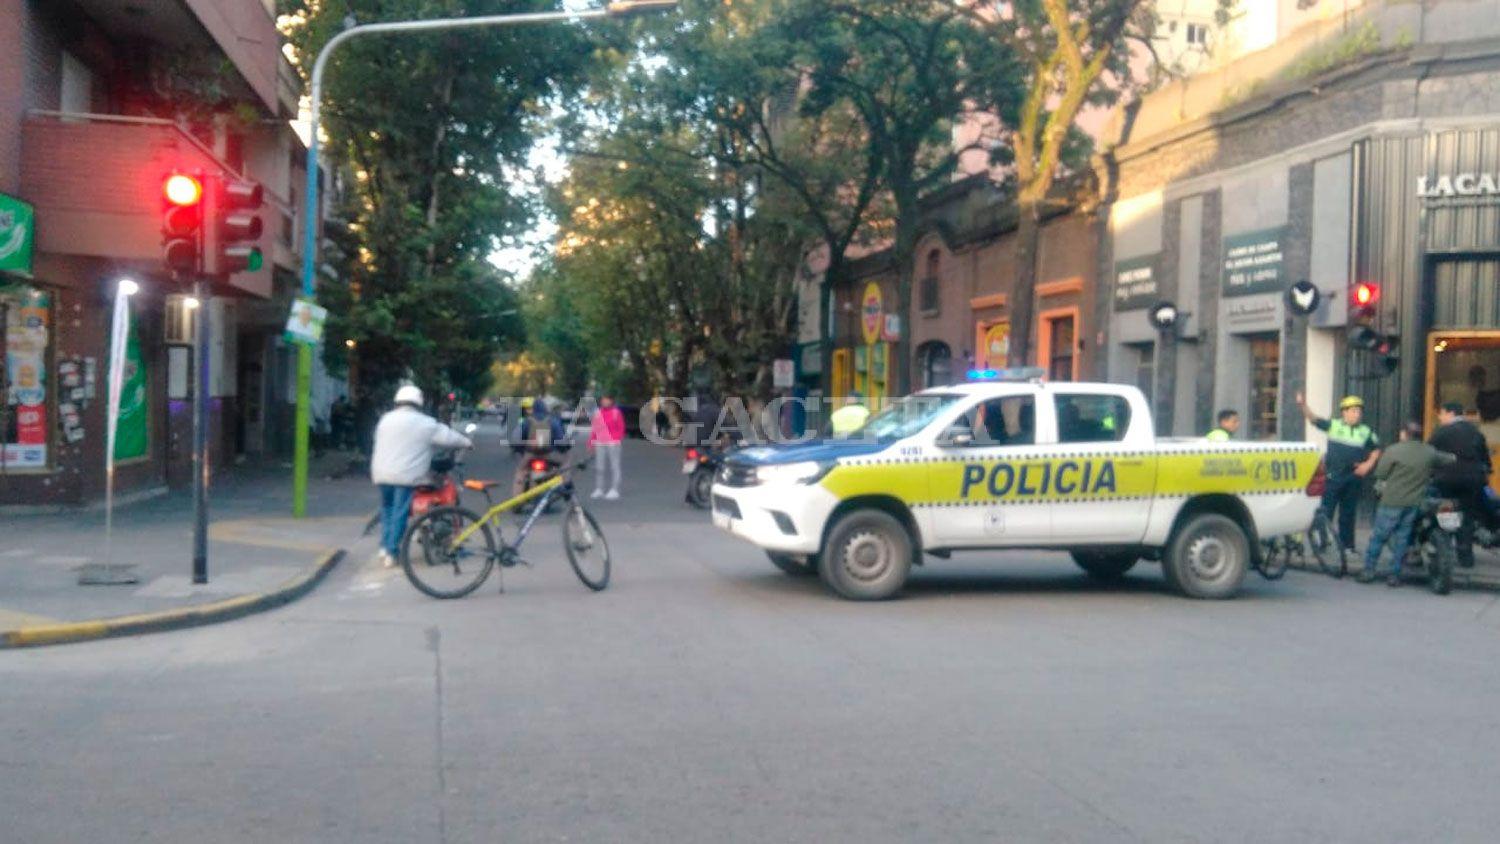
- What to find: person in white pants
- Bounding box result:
[588,394,626,499]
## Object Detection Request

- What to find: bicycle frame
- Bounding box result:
[449,474,565,550]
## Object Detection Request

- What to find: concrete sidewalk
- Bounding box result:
[1283,520,1500,590]
[0,455,375,644]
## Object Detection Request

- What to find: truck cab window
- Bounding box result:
[1055,394,1131,444]
[952,396,1035,446]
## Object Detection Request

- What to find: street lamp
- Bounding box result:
[293,0,680,517]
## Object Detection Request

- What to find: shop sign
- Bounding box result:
[1113,255,1158,311]
[0,194,34,277]
[1417,173,1500,201]
[861,282,884,345]
[1224,294,1280,332]
[881,314,902,343]
[3,286,50,468]
[772,358,795,389]
[1223,227,1287,298]
[980,322,1010,369]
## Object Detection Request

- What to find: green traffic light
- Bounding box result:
[247,248,263,272]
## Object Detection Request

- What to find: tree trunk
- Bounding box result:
[891,203,919,399]
[1008,200,1042,369]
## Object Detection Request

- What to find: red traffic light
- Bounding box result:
[164,174,203,206]
[1353,282,1379,308]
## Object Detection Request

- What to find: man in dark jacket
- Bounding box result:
[1430,401,1494,567]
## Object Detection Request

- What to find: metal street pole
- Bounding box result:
[294,1,679,517]
[192,280,210,583]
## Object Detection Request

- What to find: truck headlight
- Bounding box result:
[756,461,831,485]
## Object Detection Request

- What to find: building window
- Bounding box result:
[1046,315,1077,381]
[1185,23,1208,47]
[1055,394,1132,444]
[920,250,941,314]
[918,341,952,389]
[2,285,53,470]
[1248,333,1281,440]
[1130,342,1155,402]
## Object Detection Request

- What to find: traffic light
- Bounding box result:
[161,173,204,273]
[1348,282,1381,351]
[205,177,264,276]
[1348,281,1400,375]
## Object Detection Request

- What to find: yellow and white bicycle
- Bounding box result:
[398,459,610,599]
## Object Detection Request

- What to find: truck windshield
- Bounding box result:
[854,394,963,441]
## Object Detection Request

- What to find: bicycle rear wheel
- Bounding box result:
[562,502,610,591]
[1306,511,1345,578]
[1257,538,1289,581]
[401,506,496,599]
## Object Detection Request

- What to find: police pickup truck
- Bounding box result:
[710,374,1323,601]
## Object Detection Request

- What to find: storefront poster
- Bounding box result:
[1113,255,1158,311]
[113,322,148,462]
[3,285,49,468]
[1222,227,1287,297]
[980,322,1010,369]
[0,193,35,277]
[285,298,328,346]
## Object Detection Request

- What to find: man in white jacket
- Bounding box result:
[371,385,473,567]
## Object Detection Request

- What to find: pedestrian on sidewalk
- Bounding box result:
[1358,421,1455,586]
[589,394,626,500]
[370,385,473,568]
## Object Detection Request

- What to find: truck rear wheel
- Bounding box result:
[820,510,912,601]
[1164,513,1249,599]
[1071,551,1138,582]
[767,551,817,577]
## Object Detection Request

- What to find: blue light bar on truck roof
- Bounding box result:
[967,367,1048,382]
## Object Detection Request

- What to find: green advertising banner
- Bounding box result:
[113,322,148,461]
[0,193,35,277]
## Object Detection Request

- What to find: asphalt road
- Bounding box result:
[5,425,1500,842]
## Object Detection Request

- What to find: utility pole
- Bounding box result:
[293,1,679,517]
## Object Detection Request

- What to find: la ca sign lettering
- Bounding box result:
[1417,173,1500,199]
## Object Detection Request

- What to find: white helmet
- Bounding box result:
[394,384,423,406]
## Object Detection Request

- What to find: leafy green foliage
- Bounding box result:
[279,0,592,408]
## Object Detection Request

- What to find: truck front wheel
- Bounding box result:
[1071,551,1138,582]
[820,510,913,600]
[1164,513,1249,599]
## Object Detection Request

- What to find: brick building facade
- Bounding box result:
[1,0,329,509]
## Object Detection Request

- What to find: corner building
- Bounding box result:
[1096,0,1500,490]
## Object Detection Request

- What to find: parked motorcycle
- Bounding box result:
[1412,495,1463,595]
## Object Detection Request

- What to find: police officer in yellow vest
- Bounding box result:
[1206,409,1240,442]
[1297,392,1382,554]
[830,391,871,438]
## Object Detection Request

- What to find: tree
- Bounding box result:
[964,0,1236,368]
[278,0,590,415]
[790,0,1022,393]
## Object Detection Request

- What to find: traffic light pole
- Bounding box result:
[192,274,210,584]
[294,2,677,517]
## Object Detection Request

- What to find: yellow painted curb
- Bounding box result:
[0,549,346,649]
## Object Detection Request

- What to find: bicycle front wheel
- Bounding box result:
[1306,511,1345,578]
[562,503,610,591]
[401,506,496,600]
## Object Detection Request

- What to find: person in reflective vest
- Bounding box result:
[1297,392,1381,553]
[830,391,870,438]
[1206,409,1240,442]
